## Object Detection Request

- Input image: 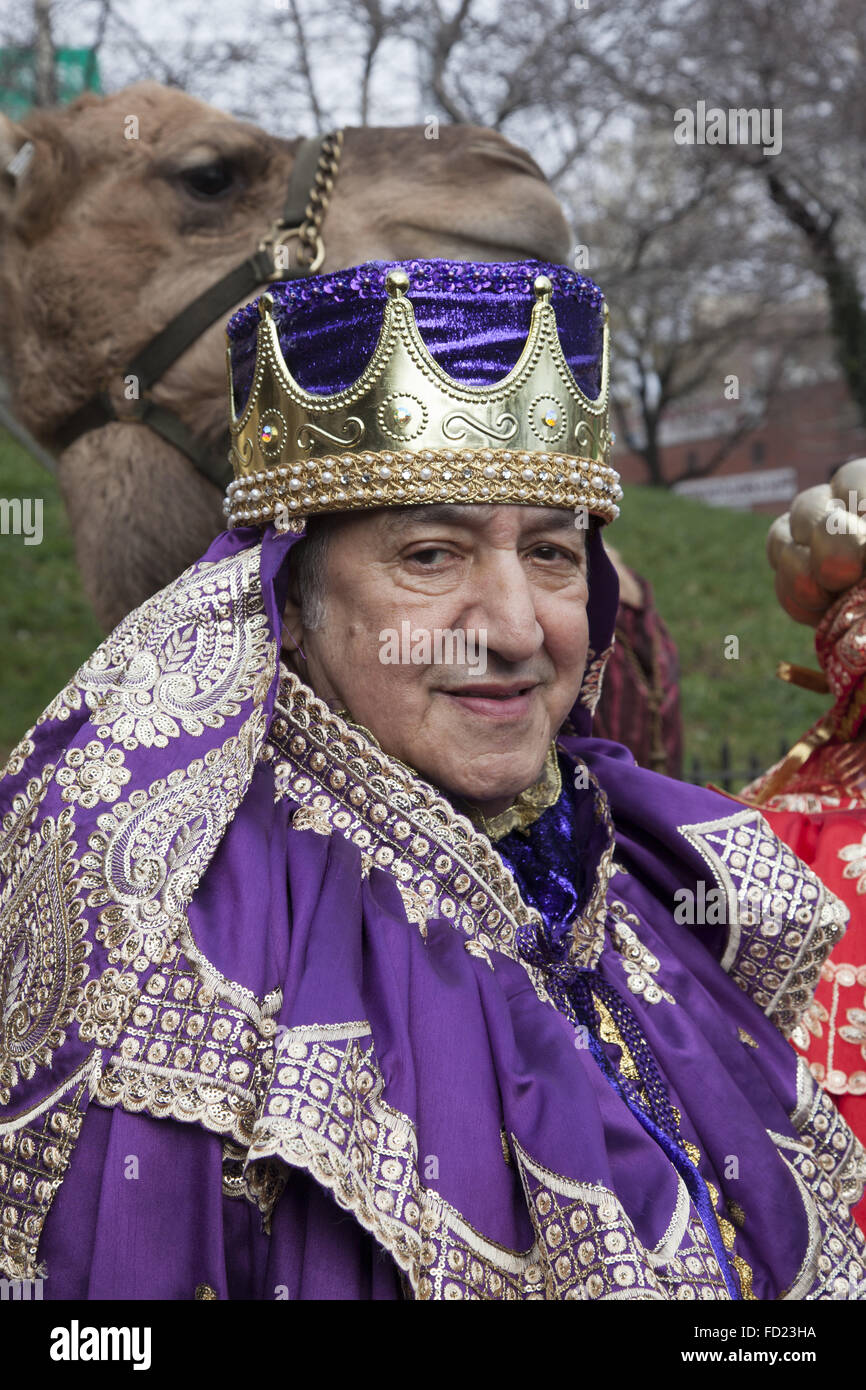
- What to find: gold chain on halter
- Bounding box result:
[296,130,344,270]
[259,129,345,277]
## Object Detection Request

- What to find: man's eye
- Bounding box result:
[406,546,452,565]
[531,544,572,562]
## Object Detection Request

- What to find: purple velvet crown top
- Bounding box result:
[227,259,606,415]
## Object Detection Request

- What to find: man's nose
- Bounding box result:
[463,555,543,664]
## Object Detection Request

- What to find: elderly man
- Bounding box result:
[1,259,865,1301]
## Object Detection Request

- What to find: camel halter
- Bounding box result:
[52,130,344,490]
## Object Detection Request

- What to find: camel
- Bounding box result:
[0,82,571,628]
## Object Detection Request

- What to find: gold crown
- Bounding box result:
[224,268,621,530]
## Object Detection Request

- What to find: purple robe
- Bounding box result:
[1,521,865,1301]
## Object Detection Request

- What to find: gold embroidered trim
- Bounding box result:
[248,1021,731,1300]
[0,1058,93,1281]
[678,808,848,1037]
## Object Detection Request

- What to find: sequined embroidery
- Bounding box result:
[608,900,676,1006]
[246,1021,730,1300]
[0,1057,93,1281]
[76,548,274,750]
[0,810,90,1104]
[678,808,847,1036]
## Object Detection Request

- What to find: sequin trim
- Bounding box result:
[678,808,847,1036]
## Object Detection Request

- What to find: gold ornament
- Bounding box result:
[225,269,621,529]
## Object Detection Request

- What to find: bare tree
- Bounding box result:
[9,0,865,485]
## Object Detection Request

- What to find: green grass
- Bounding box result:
[0,430,102,758]
[0,428,824,777]
[612,483,822,778]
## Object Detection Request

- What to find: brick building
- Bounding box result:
[613,305,866,514]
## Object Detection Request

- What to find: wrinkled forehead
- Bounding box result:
[350,502,589,545]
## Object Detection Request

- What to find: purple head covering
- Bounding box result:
[227,258,606,414]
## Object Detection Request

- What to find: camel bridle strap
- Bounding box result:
[52,130,344,490]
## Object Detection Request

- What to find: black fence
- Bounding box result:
[684,737,794,793]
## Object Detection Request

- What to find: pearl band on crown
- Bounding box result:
[225,445,622,530]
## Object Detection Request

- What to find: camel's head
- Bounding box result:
[0,82,573,630]
[0,82,571,443]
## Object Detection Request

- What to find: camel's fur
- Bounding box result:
[0,83,571,627]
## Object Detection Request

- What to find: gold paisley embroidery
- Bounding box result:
[0,766,56,878]
[0,810,90,1105]
[76,549,274,750]
[0,731,36,783]
[34,684,83,729]
[79,711,267,966]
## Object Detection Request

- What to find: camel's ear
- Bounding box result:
[0,111,77,238]
[0,113,36,219]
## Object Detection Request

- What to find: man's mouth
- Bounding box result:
[439,682,539,720]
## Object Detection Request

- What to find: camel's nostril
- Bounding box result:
[462,142,545,181]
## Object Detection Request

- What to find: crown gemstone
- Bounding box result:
[393,406,412,425]
[543,410,558,428]
[260,423,278,445]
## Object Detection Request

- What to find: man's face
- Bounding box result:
[284,504,590,816]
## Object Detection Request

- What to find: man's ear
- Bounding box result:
[281,559,307,670]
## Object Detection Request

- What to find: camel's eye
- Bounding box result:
[179,159,235,198]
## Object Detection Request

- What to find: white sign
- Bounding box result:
[673,466,797,510]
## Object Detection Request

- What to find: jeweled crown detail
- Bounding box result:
[225,269,621,529]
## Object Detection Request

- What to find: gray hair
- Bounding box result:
[288,515,333,630]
